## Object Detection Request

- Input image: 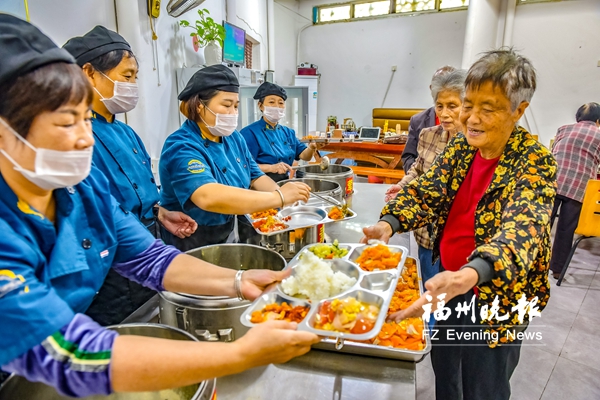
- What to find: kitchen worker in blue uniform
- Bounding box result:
[240,82,325,182]
[0,15,318,397]
[159,65,312,251]
[62,27,197,325]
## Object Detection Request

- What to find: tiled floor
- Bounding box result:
[416,236,600,400]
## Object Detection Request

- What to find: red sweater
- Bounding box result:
[440,151,500,271]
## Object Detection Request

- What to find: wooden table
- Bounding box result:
[314,141,406,183]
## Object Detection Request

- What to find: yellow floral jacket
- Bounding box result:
[382,126,557,345]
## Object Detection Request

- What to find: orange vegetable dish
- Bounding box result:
[355,244,402,271]
[327,206,344,220]
[365,258,426,351]
[250,208,278,220]
[252,215,288,233]
[250,302,309,324]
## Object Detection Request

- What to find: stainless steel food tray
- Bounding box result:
[315,255,431,362]
[240,243,408,342]
[245,201,356,237]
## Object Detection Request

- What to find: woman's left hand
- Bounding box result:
[387,268,479,322]
[240,269,292,300]
[158,207,198,238]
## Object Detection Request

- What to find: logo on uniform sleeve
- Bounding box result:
[0,269,29,298]
[187,159,206,174]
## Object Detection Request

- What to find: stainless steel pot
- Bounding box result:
[0,324,216,400]
[159,244,286,342]
[277,178,343,203]
[295,164,354,197]
[259,223,325,260]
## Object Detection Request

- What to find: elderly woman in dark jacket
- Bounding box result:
[363,49,557,400]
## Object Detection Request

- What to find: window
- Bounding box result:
[355,1,391,18]
[314,0,469,24]
[318,5,351,22]
[245,39,253,70]
[395,0,435,13]
[440,0,469,9]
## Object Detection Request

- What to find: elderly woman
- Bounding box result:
[385,68,467,288]
[363,49,556,400]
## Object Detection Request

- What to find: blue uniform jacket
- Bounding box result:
[159,119,264,227]
[91,112,159,223]
[0,167,155,365]
[240,118,307,166]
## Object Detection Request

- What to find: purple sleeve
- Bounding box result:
[2,314,118,398]
[112,239,181,292]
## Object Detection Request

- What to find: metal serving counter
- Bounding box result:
[215,183,417,400]
[126,183,417,400]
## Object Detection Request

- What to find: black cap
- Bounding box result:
[253,82,287,101]
[63,25,131,67]
[0,14,75,87]
[178,64,239,101]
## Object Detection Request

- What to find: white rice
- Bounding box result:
[281,250,356,300]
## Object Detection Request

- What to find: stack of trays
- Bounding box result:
[241,243,418,346]
[246,203,356,236]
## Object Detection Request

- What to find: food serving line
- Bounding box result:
[124,181,424,400]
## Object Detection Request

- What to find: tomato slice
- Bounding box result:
[319,302,332,324]
[350,318,375,334]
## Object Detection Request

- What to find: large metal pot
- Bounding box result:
[277,178,343,203]
[295,164,354,197]
[0,324,216,400]
[259,223,325,260]
[159,244,286,342]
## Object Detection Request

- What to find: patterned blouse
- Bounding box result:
[398,124,455,250]
[382,126,557,345]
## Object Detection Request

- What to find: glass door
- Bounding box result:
[238,86,309,138]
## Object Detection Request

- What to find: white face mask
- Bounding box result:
[263,106,286,124]
[94,71,139,115]
[0,119,92,190]
[200,105,238,137]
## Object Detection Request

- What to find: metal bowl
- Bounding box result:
[278,178,343,203]
[279,206,327,228]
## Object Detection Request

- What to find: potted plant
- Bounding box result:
[180,9,226,66]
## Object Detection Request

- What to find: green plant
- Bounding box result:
[180,9,226,48]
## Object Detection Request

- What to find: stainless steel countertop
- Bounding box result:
[216,183,417,400]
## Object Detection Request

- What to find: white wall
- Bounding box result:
[0,0,117,44]
[282,0,600,145]
[226,0,269,71]
[295,2,467,131]
[274,0,310,86]
[512,0,600,144]
[1,0,269,160]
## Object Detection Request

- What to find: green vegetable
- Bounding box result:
[308,239,349,259]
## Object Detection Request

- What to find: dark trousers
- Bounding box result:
[550,194,583,274]
[430,292,522,400]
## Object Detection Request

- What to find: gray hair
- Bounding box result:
[429,65,456,100]
[465,48,536,110]
[430,69,468,103]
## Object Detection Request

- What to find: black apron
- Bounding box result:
[161,218,235,252]
[85,219,158,326]
[266,172,289,182]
